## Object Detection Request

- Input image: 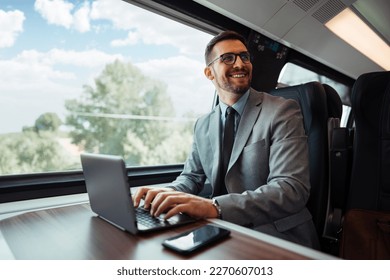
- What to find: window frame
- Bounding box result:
[0,164,184,203]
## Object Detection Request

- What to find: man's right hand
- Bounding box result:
[133,186,219,220]
[132,186,175,209]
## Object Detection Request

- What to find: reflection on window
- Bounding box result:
[0,0,214,175]
[278,62,351,126]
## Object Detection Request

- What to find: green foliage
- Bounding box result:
[0,131,77,175]
[21,112,62,133]
[123,123,193,165]
[65,60,194,165]
[34,112,62,132]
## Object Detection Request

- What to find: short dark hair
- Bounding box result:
[204,30,248,65]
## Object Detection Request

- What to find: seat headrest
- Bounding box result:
[323,84,342,119]
[270,81,328,135]
[351,71,390,118]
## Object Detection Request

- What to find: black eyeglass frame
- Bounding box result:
[207,51,251,67]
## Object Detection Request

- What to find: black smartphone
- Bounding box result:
[162,224,231,254]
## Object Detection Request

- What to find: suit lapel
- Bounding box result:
[229,90,263,170]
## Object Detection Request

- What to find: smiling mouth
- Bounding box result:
[231,74,246,78]
[229,71,249,78]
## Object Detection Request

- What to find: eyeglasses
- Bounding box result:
[207,51,251,66]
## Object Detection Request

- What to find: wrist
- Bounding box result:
[211,198,222,219]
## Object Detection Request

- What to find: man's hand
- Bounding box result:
[132,187,219,220]
[132,186,175,209]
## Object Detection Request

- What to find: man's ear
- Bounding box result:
[204,66,214,80]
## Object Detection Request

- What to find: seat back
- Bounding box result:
[323,84,343,118]
[339,71,390,259]
[270,82,342,241]
[347,71,390,210]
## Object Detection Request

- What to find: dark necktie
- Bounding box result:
[220,106,236,194]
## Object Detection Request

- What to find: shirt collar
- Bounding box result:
[219,89,250,117]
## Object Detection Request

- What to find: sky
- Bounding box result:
[0,0,214,133]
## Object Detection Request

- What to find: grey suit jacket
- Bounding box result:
[171,88,319,248]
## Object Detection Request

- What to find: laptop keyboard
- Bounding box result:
[135,207,171,228]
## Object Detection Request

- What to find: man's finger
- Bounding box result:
[133,187,149,207]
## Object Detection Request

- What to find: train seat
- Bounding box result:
[270,81,343,249]
[340,71,390,259]
[347,71,390,210]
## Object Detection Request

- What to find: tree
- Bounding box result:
[22,113,62,133]
[34,112,62,132]
[65,60,193,165]
[0,131,76,175]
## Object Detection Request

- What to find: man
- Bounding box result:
[133,30,319,248]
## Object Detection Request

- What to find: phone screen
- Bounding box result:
[162,224,230,254]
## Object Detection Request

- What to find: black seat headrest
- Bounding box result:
[323,84,342,119]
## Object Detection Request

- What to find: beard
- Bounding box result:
[215,67,251,95]
[222,81,250,95]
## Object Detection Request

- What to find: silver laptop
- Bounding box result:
[80,153,195,234]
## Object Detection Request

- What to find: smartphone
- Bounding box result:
[162,224,231,254]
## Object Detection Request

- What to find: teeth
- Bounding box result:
[232,74,245,78]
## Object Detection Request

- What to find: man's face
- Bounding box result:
[205,39,253,96]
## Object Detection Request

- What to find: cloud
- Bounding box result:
[44,48,124,67]
[111,31,139,47]
[33,0,212,55]
[0,48,124,93]
[34,0,91,32]
[0,9,25,48]
[136,56,205,84]
[34,0,74,28]
[73,2,91,32]
[135,56,215,116]
[90,0,212,56]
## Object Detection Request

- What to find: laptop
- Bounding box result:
[80,153,195,234]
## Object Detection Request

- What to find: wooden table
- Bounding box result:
[0,203,334,260]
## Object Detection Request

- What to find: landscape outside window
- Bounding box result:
[0,0,214,175]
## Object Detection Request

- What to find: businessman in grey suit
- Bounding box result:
[134,31,319,249]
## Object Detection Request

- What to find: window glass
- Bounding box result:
[0,0,214,175]
[278,62,351,126]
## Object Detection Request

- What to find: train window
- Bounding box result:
[278,62,351,126]
[0,0,214,176]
